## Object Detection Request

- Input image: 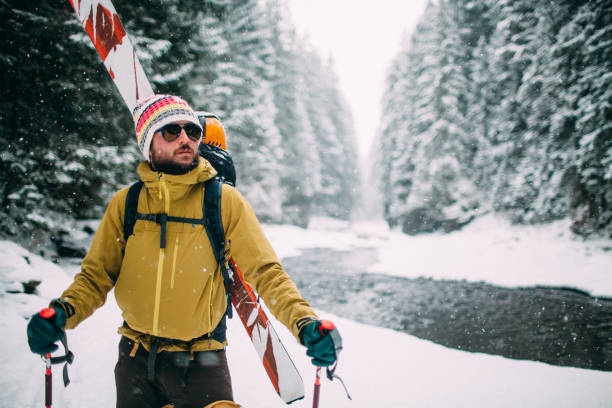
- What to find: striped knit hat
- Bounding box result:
[132,94,202,160]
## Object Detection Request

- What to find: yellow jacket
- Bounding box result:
[58,158,317,352]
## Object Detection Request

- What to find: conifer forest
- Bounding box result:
[0,0,610,257]
[0,0,360,253]
[374,0,611,237]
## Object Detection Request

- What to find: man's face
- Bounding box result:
[149,121,201,174]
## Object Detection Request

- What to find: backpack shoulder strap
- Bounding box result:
[124,181,144,241]
[203,177,233,318]
[203,177,225,263]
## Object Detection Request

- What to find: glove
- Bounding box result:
[299,320,338,367]
[27,306,66,355]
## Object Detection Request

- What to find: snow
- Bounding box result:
[1,215,611,407]
[267,215,612,298]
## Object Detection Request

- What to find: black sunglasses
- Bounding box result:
[158,123,202,142]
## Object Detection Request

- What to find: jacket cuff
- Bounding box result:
[50,298,76,319]
[296,317,317,344]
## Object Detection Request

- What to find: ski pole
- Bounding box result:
[44,352,52,408]
[312,366,322,408]
[312,320,335,408]
[40,308,56,408]
[39,307,75,408]
[312,320,352,407]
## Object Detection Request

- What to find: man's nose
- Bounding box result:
[177,128,190,142]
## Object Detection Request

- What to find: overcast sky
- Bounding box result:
[288,0,428,158]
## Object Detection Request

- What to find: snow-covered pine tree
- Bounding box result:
[266,0,320,227]
[299,49,359,220]
[377,0,611,236]
[464,3,496,198]
[378,0,480,234]
[203,0,284,222]
[189,2,228,113]
[114,0,204,96]
[376,33,417,228]
[0,0,137,253]
[553,0,612,236]
[497,2,574,225]
[484,0,542,218]
[316,59,360,220]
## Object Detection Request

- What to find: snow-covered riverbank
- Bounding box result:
[1,215,611,407]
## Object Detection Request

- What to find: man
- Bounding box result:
[26,95,338,408]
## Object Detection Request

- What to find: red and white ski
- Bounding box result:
[67,1,305,404]
[68,0,153,112]
[229,258,305,404]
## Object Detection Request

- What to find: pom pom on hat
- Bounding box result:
[132,94,201,160]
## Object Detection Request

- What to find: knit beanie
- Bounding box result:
[132,94,202,160]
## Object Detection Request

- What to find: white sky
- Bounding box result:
[287,0,429,158]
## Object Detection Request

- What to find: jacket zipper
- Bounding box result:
[152,174,171,336]
[170,236,179,289]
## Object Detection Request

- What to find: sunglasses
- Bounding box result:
[158,123,202,142]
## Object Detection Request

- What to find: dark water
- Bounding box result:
[282,248,612,371]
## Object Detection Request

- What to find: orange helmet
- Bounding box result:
[197,111,227,150]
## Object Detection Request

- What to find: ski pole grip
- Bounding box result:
[318,320,335,335]
[40,308,56,319]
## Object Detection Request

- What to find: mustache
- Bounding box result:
[174,145,195,154]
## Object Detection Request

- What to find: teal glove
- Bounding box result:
[300,320,339,367]
[27,306,66,355]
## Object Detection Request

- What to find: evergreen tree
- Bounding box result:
[114,0,205,97]
[0,0,364,252]
[205,0,284,222]
[376,0,612,237]
[554,0,612,235]
[0,0,136,252]
[378,0,481,234]
[377,33,417,227]
[300,50,359,220]
[266,0,320,226]
[485,0,541,215]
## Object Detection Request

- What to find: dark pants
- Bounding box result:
[115,336,234,408]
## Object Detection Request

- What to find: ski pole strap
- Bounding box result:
[316,321,352,401]
[46,333,74,387]
[323,356,352,401]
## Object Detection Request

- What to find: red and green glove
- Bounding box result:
[26,300,72,355]
[299,319,341,367]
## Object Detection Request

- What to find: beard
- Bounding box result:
[150,149,199,175]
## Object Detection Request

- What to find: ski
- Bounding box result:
[67,0,305,403]
[68,0,153,112]
[229,258,305,404]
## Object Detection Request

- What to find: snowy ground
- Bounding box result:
[1,215,611,407]
[266,215,612,297]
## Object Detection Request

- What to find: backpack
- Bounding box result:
[198,139,236,187]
